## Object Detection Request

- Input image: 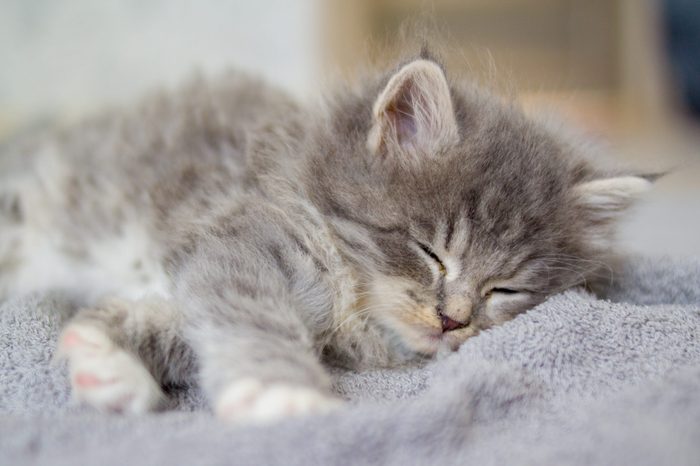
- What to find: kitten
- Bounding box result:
[0,54,652,423]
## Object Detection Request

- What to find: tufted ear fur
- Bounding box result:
[573,175,653,250]
[367,59,459,161]
[574,176,653,221]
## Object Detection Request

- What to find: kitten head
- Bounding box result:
[307,58,652,355]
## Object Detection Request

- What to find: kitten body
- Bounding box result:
[0,58,651,421]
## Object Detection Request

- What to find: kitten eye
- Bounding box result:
[416,242,446,275]
[490,287,519,295]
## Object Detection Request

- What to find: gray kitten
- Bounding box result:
[0,55,652,422]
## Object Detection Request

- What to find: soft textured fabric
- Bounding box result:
[1,256,699,466]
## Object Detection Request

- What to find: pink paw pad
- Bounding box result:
[61,330,101,349]
[74,372,117,388]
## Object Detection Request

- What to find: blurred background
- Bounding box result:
[1,0,698,255]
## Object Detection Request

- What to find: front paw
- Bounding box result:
[56,324,163,415]
[215,378,342,424]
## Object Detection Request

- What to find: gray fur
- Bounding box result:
[0,56,651,413]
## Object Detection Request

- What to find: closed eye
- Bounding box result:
[417,242,446,275]
[491,287,519,295]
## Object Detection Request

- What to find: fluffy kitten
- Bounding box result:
[0,54,652,422]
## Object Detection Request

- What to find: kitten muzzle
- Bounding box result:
[439,313,469,333]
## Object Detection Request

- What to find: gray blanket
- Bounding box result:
[1,256,699,465]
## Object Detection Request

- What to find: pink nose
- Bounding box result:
[440,313,468,332]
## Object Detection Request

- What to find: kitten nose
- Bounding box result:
[439,313,468,332]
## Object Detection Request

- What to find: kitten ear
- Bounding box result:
[573,175,653,221]
[368,59,459,160]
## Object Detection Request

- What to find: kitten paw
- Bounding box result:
[215,378,342,424]
[57,324,163,415]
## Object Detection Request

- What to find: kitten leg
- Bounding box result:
[184,304,341,423]
[206,322,343,424]
[168,204,351,423]
[176,255,343,423]
[56,297,194,414]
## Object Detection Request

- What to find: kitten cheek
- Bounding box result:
[377,307,443,355]
[483,294,536,325]
[482,299,516,326]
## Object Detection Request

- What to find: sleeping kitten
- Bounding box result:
[0,54,652,422]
